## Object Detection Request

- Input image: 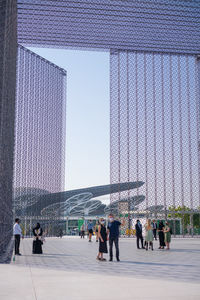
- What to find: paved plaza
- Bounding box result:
[1,236,200,300]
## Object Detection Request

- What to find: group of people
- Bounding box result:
[96,214,125,261]
[14,216,172,261]
[86,216,172,262]
[135,219,171,251]
[80,221,100,242]
[13,218,44,256]
[80,215,125,261]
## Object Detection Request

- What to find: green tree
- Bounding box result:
[193,207,200,229]
[168,206,191,230]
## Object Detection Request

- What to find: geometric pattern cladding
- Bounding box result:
[14,45,66,193]
[0,0,17,263]
[16,1,200,238]
[13,45,66,234]
[1,0,200,262]
[17,0,200,55]
[15,1,200,236]
[110,50,200,233]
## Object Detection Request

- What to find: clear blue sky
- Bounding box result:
[28,47,110,194]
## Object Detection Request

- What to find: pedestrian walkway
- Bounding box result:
[1,237,200,300]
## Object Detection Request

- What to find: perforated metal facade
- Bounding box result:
[13,45,66,235]
[0,0,17,263]
[110,50,200,235]
[14,45,66,194]
[17,0,200,54]
[1,0,200,262]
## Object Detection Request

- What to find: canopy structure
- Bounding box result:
[14,181,145,217]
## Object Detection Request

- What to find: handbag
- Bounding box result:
[41,236,45,243]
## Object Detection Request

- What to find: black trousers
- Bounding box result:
[15,234,21,254]
[153,229,157,240]
[136,234,144,248]
[109,237,119,259]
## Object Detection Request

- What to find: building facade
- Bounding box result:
[1,0,200,262]
[13,45,66,221]
[0,0,17,263]
[110,50,200,234]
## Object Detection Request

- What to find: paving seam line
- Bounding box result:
[23,240,38,300]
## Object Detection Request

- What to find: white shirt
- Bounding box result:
[13,223,22,236]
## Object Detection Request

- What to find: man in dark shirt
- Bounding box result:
[135,219,145,249]
[107,214,125,262]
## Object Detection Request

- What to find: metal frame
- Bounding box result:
[1,0,200,262]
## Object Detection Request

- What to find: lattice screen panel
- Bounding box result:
[1,1,200,263]
[13,45,66,237]
[17,0,200,55]
[0,0,17,263]
[110,50,200,236]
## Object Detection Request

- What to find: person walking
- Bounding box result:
[158,221,165,249]
[145,219,153,251]
[135,220,145,249]
[13,218,23,256]
[32,223,43,254]
[152,219,157,240]
[107,214,125,262]
[164,221,171,250]
[87,220,94,242]
[96,218,108,261]
[80,224,85,239]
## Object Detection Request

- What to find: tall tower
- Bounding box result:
[13,45,66,222]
